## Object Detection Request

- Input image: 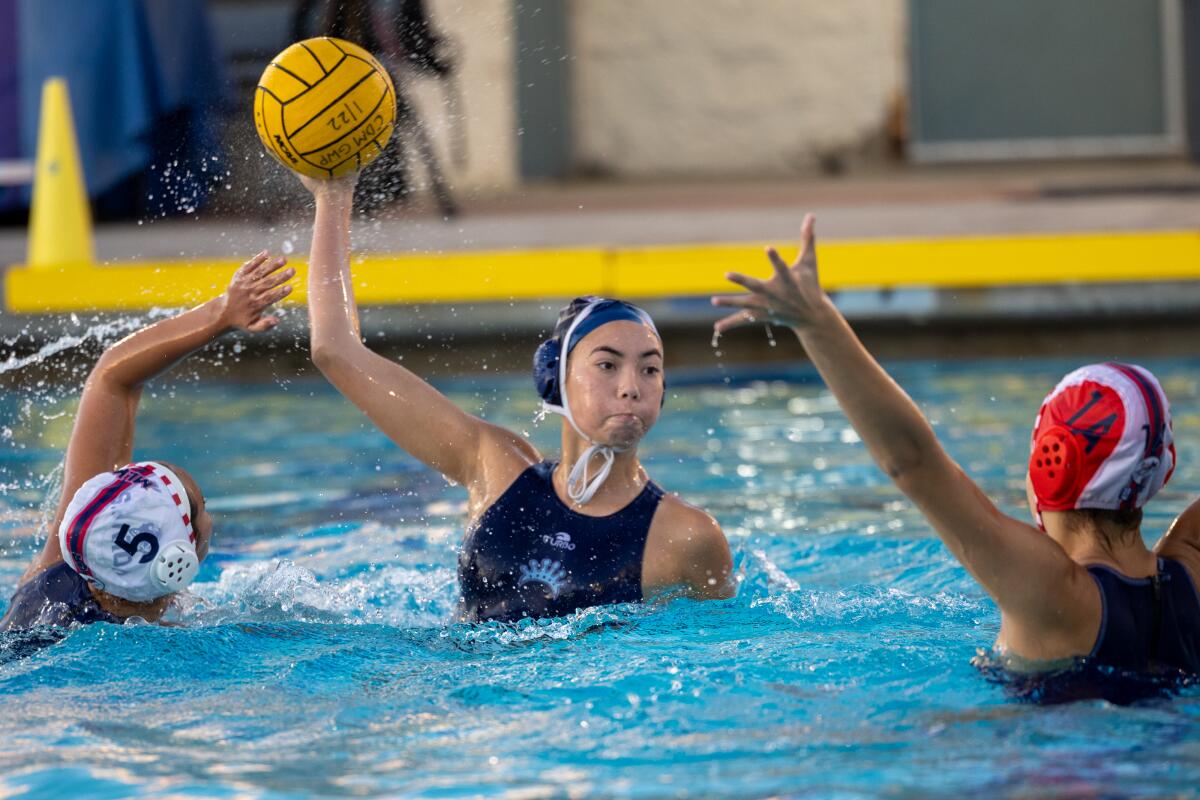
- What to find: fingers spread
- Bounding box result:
[767,247,792,280]
[724,271,771,294]
[799,213,817,263]
[711,293,770,310]
[251,256,287,282]
[253,284,293,306]
[259,266,296,290]
[239,250,270,276]
[713,309,759,335]
[246,316,279,333]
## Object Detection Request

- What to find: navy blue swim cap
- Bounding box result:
[533,297,660,407]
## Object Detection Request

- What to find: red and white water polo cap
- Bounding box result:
[1029,363,1176,512]
[57,462,199,601]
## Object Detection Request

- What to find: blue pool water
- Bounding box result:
[2,354,1199,798]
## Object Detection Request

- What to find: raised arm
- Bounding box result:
[24,253,293,580]
[712,217,1090,631]
[300,177,536,497]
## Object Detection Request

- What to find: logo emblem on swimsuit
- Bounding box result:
[541,531,576,550]
[518,558,568,599]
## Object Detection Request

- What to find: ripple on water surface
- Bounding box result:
[1,359,1200,797]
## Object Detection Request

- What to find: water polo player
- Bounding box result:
[0,253,294,631]
[299,174,733,622]
[713,215,1199,676]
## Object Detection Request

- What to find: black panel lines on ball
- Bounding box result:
[326,38,348,57]
[259,89,288,168]
[271,62,312,89]
[256,85,285,104]
[258,89,279,161]
[295,147,335,171]
[287,70,378,139]
[297,89,389,156]
[294,132,345,172]
[278,94,307,170]
[327,142,373,174]
[340,53,378,72]
[307,122,386,173]
[300,42,328,75]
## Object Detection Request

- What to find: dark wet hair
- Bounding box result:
[1064,507,1144,546]
[551,296,603,340]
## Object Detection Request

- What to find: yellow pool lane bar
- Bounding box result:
[5,229,1200,314]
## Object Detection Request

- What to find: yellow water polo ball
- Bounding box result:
[254,37,396,179]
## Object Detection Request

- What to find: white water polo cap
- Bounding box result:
[58,462,200,601]
[1029,363,1176,513]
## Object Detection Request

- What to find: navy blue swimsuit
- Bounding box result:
[458,461,664,623]
[1087,557,1200,674]
[0,563,120,632]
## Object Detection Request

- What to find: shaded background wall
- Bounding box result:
[404,0,518,191]
[0,0,1192,219]
[568,0,906,177]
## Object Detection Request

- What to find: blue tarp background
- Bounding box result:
[2,0,226,216]
[0,0,21,211]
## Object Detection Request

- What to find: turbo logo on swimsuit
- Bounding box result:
[541,532,577,550]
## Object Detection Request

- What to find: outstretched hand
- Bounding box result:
[711,214,834,334]
[218,251,295,333]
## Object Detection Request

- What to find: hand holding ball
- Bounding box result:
[254,37,396,179]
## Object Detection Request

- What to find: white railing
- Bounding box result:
[0,160,35,186]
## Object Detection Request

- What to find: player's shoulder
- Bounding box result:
[659,491,720,527]
[476,420,541,467]
[1156,498,1200,577]
[652,491,727,553]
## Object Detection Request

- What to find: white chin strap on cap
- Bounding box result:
[563,440,619,506]
[540,302,633,506]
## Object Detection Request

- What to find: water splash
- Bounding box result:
[0,314,168,375]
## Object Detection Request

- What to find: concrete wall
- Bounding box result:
[568,0,907,178]
[406,0,519,193]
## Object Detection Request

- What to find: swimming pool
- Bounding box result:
[2,355,1198,797]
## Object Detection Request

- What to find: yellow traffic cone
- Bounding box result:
[27,77,94,269]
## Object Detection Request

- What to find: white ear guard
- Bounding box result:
[152,540,200,591]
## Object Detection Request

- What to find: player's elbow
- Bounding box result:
[310,339,349,374]
[88,349,137,391]
[878,426,939,485]
[310,322,367,372]
[883,450,925,484]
